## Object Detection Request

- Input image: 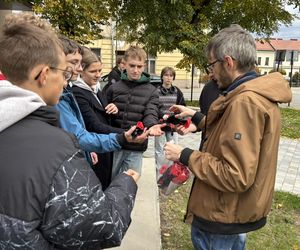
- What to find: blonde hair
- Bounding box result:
[124,45,146,62]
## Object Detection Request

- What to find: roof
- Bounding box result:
[256,38,300,51]
[256,40,274,51]
[269,38,300,51]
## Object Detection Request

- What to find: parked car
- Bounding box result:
[149,74,161,87]
[99,73,161,90]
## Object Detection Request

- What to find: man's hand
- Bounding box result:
[175,123,197,135]
[147,124,166,136]
[169,105,196,118]
[164,142,184,162]
[105,103,118,114]
[90,152,98,165]
[124,125,148,143]
[124,169,140,183]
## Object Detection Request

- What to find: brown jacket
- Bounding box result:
[184,73,292,233]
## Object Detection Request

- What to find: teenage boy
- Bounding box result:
[0,13,139,249]
[106,45,164,178]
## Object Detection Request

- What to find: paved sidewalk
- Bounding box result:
[112,157,161,250]
[114,134,300,250]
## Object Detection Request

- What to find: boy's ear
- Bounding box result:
[37,66,50,86]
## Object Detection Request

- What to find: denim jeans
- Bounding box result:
[191,225,246,250]
[154,131,178,174]
[111,150,143,179]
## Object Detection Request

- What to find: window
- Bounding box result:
[286,51,298,62]
[91,48,101,58]
[146,55,156,74]
[265,57,269,66]
[257,57,261,65]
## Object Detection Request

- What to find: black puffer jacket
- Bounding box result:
[106,72,159,151]
[0,106,137,249]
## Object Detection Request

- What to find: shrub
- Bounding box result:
[269,68,286,75]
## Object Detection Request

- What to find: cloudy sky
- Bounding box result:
[271,4,300,39]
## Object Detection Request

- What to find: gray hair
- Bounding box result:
[206,24,257,72]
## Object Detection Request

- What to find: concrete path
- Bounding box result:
[113,134,300,250]
[111,157,161,250]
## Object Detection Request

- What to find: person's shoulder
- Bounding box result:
[204,80,218,89]
[72,85,89,95]
[174,85,183,92]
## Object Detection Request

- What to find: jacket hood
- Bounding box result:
[121,71,150,83]
[214,72,292,110]
[0,80,45,132]
[72,77,95,93]
[208,72,292,126]
[238,72,292,104]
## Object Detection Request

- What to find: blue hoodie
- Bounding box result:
[55,87,123,165]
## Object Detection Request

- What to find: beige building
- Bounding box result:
[256,39,300,80]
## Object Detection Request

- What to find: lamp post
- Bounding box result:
[288,50,295,107]
[190,64,194,101]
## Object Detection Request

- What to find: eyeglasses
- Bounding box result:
[68,60,85,70]
[34,66,73,81]
[205,59,221,73]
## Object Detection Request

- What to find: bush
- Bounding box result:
[292,72,300,82]
[269,68,287,75]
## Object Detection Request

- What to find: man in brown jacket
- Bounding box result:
[164,24,292,249]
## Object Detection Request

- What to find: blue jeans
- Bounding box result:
[191,225,246,250]
[111,150,143,179]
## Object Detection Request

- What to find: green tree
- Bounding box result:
[113,0,299,70]
[5,0,300,70]
[11,0,112,44]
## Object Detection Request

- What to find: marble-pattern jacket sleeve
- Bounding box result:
[42,150,137,249]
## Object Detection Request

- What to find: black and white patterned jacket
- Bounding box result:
[0,105,137,249]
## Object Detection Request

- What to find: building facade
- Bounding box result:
[256,39,300,83]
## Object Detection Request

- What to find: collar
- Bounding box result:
[222,71,258,95]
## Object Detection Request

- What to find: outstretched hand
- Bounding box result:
[169,105,196,119]
[175,123,197,135]
[124,125,148,143]
[147,123,166,136]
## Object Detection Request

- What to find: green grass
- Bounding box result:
[247,191,300,250]
[160,182,194,250]
[160,107,300,249]
[160,184,300,250]
[280,108,300,139]
[186,100,199,107]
